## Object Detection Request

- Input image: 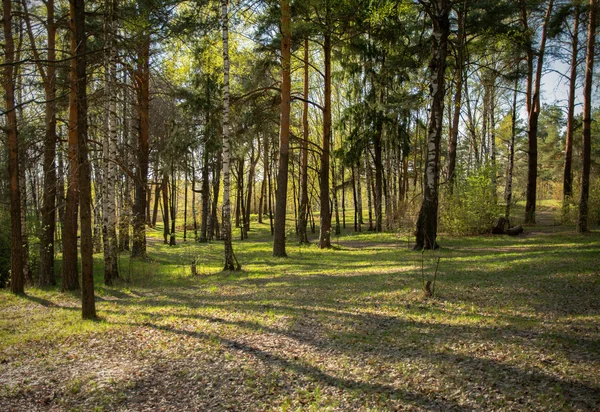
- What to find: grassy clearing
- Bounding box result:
[1,212,599,411]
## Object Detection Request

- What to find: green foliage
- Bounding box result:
[440,165,503,235]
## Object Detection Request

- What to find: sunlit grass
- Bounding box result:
[1,211,599,410]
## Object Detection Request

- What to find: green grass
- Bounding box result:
[1,211,599,411]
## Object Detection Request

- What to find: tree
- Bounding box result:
[414,0,451,250]
[523,0,554,224]
[561,1,583,202]
[3,0,25,294]
[70,0,96,319]
[22,0,58,286]
[273,0,292,257]
[62,0,82,291]
[103,0,119,285]
[577,0,597,233]
[221,0,237,270]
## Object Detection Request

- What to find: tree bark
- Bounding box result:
[563,5,579,202]
[577,0,597,233]
[4,0,25,294]
[200,145,210,242]
[298,37,310,244]
[62,3,81,291]
[221,0,237,269]
[505,79,518,221]
[162,173,169,244]
[524,0,553,224]
[414,0,450,250]
[170,165,177,245]
[103,0,119,285]
[319,29,332,249]
[70,0,96,318]
[131,29,150,258]
[447,1,465,191]
[273,0,292,257]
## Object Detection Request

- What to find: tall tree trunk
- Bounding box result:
[23,0,57,286]
[103,0,119,285]
[355,161,363,230]
[319,29,332,249]
[170,165,177,245]
[563,5,580,202]
[298,37,310,243]
[244,141,259,238]
[184,162,188,241]
[4,0,25,294]
[524,0,553,224]
[414,0,450,250]
[118,72,131,252]
[70,0,96,318]
[577,0,597,233]
[221,0,237,269]
[374,112,383,232]
[273,0,292,256]
[57,143,66,253]
[447,3,465,191]
[62,5,81,291]
[200,146,210,242]
[505,79,518,220]
[131,29,150,258]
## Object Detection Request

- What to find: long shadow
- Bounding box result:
[136,320,472,411]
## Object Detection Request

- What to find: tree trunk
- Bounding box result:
[245,141,259,238]
[374,111,383,232]
[162,173,169,244]
[3,0,25,294]
[200,146,210,242]
[298,37,310,243]
[563,5,579,202]
[170,166,177,245]
[62,5,81,291]
[24,0,57,286]
[319,29,332,249]
[209,150,222,241]
[505,80,518,221]
[524,0,553,224]
[221,0,237,269]
[273,0,292,257]
[447,2,465,191]
[184,163,188,241]
[70,0,96,318]
[577,0,597,233]
[103,0,119,285]
[414,0,450,250]
[131,29,150,258]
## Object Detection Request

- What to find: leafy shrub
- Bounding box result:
[440,165,502,235]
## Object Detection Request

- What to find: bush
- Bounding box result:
[440,166,503,235]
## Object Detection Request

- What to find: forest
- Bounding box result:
[1,0,599,410]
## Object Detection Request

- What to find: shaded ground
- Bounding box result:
[1,218,599,411]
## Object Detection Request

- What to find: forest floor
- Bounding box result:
[1,205,599,411]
